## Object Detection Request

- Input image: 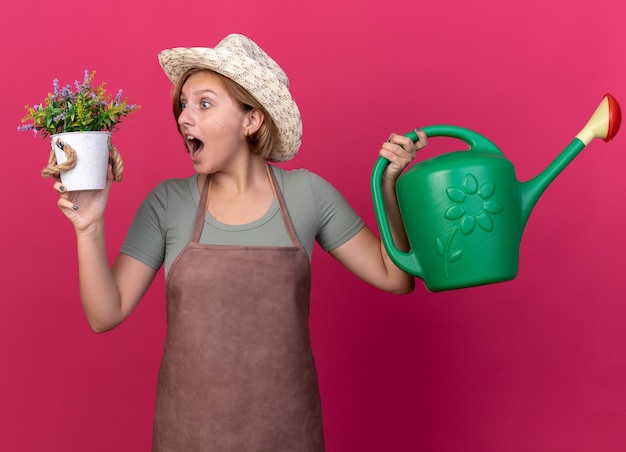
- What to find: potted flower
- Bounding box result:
[18,70,140,191]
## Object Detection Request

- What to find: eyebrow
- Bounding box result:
[191,89,217,97]
[180,88,218,102]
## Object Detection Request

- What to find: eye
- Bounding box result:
[180,101,187,110]
[200,100,211,109]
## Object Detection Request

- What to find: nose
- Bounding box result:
[177,106,195,127]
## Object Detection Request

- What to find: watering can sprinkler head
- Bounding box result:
[575,93,621,145]
[371,93,621,292]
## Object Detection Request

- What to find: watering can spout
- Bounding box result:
[520,93,622,227]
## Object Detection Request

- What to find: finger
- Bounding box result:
[380,143,406,163]
[387,132,406,146]
[379,146,413,171]
[58,197,78,211]
[388,133,418,152]
[414,128,428,149]
[54,180,67,193]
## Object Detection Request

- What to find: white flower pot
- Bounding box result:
[51,131,111,191]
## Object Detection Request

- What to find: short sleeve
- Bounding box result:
[306,172,365,252]
[120,183,168,270]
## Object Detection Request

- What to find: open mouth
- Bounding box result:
[185,135,204,157]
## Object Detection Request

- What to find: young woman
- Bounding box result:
[55,34,427,451]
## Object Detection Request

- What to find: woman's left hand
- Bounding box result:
[379,128,428,180]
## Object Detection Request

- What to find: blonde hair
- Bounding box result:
[172,68,278,159]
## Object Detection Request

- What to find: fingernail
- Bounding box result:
[59,185,66,192]
[414,127,423,133]
[72,205,78,211]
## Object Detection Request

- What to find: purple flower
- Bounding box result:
[61,85,72,99]
[53,79,59,95]
[17,124,37,137]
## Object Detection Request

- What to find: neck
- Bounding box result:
[198,157,270,195]
[202,159,276,224]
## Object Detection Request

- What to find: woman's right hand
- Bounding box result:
[54,164,114,232]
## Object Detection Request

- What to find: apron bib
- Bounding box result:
[153,168,325,451]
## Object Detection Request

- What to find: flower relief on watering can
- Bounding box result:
[436,173,503,279]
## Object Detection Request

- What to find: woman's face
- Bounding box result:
[177,70,252,173]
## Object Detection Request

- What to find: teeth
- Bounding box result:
[185,135,201,156]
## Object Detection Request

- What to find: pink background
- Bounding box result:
[3,0,625,450]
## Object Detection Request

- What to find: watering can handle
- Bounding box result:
[371,154,419,277]
[403,124,503,153]
[371,124,502,278]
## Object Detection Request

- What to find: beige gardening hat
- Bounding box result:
[158,33,302,162]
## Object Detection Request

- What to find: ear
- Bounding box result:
[244,108,264,136]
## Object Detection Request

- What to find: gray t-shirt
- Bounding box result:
[121,165,365,276]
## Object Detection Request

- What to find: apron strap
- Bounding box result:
[192,174,212,243]
[266,164,304,249]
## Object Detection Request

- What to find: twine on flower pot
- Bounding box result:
[42,136,124,182]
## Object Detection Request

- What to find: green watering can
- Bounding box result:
[372,94,621,292]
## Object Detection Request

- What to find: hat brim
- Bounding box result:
[158,45,302,162]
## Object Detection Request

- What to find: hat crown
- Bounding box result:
[215,34,290,89]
